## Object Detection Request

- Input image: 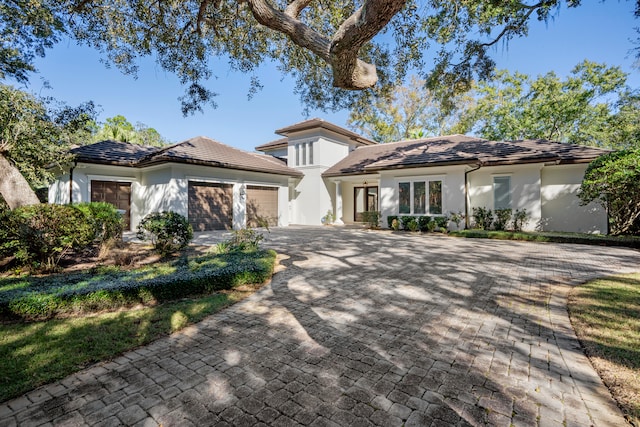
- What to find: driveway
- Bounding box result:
[1,226,639,426]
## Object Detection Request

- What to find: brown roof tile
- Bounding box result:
[255,137,288,152]
[140,136,302,177]
[71,140,158,166]
[322,135,608,177]
[275,118,377,146]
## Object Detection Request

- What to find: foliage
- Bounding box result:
[579,149,640,235]
[472,207,494,230]
[0,249,276,320]
[449,211,465,229]
[418,216,431,232]
[5,1,637,115]
[3,204,94,270]
[448,229,640,248]
[454,61,640,149]
[399,216,415,231]
[226,228,265,252]
[73,202,124,243]
[0,291,251,403]
[348,75,471,142]
[0,84,97,189]
[568,274,640,425]
[361,211,381,229]
[136,212,194,256]
[322,209,336,225]
[391,218,400,231]
[493,209,512,231]
[93,115,169,146]
[406,218,419,232]
[512,209,529,232]
[434,216,449,229]
[387,215,398,229]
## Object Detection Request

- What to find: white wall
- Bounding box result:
[467,164,542,231]
[540,164,606,233]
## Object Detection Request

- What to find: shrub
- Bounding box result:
[400,216,414,231]
[227,228,264,251]
[361,211,380,229]
[136,211,193,256]
[449,211,465,229]
[418,216,431,232]
[513,209,529,232]
[406,218,419,232]
[426,220,437,232]
[387,215,398,229]
[74,202,124,243]
[434,216,449,229]
[391,218,400,231]
[494,209,512,231]
[472,207,493,230]
[321,210,336,225]
[8,204,94,269]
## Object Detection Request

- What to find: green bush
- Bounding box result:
[0,249,277,320]
[400,216,414,231]
[449,211,465,229]
[513,209,529,232]
[407,219,419,232]
[7,204,94,269]
[387,215,398,229]
[391,218,400,231]
[361,211,381,229]
[136,211,193,256]
[74,202,124,243]
[494,209,512,231]
[227,228,264,251]
[434,216,449,229]
[472,207,493,230]
[418,216,431,232]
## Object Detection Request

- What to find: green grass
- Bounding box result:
[568,273,640,425]
[449,229,640,248]
[0,291,251,402]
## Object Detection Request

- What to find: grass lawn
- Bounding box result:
[568,273,640,426]
[0,288,257,402]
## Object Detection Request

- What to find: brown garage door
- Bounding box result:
[246,185,278,228]
[91,180,132,230]
[188,182,233,231]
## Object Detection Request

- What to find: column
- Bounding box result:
[334,180,344,225]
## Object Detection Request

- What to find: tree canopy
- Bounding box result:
[93,115,170,147]
[579,148,640,235]
[454,61,640,148]
[2,1,639,114]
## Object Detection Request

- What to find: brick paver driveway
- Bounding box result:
[2,227,639,427]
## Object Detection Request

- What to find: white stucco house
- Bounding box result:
[49,118,609,233]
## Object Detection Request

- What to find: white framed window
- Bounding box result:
[397,178,443,215]
[493,176,511,210]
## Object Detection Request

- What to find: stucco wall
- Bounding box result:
[540,164,606,233]
[467,164,542,231]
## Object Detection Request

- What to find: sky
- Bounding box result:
[17,1,640,152]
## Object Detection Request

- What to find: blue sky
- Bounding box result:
[18,1,640,152]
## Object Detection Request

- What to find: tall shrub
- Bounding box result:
[136,211,193,256]
[74,202,124,243]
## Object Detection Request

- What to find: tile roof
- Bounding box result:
[70,140,158,166]
[72,138,303,177]
[255,138,288,152]
[322,135,609,177]
[274,118,377,146]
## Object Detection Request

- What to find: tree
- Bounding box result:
[2,1,639,114]
[579,149,640,235]
[93,115,169,147]
[0,84,96,209]
[348,75,472,143]
[454,61,640,149]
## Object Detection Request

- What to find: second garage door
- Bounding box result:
[188,182,233,231]
[246,185,279,228]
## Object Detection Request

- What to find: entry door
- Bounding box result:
[354,186,378,222]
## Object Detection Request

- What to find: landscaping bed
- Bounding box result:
[449,229,640,248]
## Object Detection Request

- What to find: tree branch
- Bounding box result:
[244,0,407,90]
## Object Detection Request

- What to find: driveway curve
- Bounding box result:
[1,226,639,427]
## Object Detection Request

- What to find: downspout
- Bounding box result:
[68,162,76,205]
[464,162,482,229]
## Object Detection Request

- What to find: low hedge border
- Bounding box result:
[0,249,277,320]
[449,230,640,248]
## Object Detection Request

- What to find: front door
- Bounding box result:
[354,186,378,222]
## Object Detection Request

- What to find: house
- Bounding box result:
[49,119,609,233]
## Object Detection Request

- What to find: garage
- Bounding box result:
[90,180,132,230]
[246,185,279,228]
[188,182,233,231]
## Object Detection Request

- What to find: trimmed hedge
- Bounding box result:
[0,249,276,320]
[449,229,640,248]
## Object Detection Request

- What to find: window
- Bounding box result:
[414,182,426,214]
[295,144,300,166]
[399,182,410,214]
[397,179,443,215]
[302,143,307,166]
[429,181,442,214]
[493,176,511,210]
[308,142,313,164]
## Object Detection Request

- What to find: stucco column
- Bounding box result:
[334,180,344,225]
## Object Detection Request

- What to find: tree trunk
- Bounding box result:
[0,153,40,209]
